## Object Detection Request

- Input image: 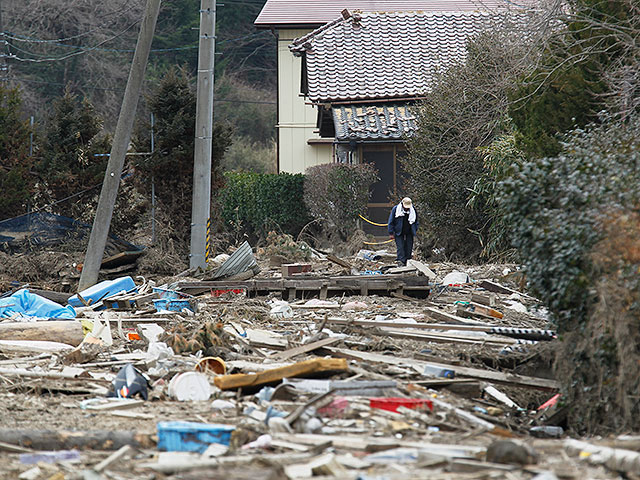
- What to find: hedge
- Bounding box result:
[219,172,310,239]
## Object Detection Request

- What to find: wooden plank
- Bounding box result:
[273,337,341,361]
[468,301,503,319]
[382,329,518,346]
[326,254,352,269]
[478,280,534,298]
[325,347,560,391]
[425,307,492,326]
[471,292,496,307]
[0,340,75,354]
[101,250,144,269]
[213,358,348,390]
[407,259,437,280]
[281,263,312,277]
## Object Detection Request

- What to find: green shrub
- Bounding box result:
[303,163,378,240]
[220,172,310,240]
[498,116,640,331]
[499,115,640,434]
[467,130,525,259]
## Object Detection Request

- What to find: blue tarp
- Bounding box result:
[0,289,76,319]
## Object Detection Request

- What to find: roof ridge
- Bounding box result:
[289,8,497,54]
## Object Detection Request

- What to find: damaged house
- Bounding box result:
[255,0,534,229]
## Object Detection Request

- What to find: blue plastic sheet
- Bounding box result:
[0,289,76,319]
[67,276,136,307]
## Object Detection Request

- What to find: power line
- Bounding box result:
[13,76,276,104]
[3,4,138,44]
[1,30,270,58]
[3,20,140,63]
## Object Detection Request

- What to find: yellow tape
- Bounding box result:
[363,238,394,245]
[358,214,388,227]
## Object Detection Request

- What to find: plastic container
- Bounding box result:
[423,365,455,378]
[369,397,433,413]
[157,421,235,453]
[195,356,227,375]
[168,372,212,401]
[68,276,136,307]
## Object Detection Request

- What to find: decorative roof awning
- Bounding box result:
[331,103,417,142]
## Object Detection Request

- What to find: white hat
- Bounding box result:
[401,197,412,208]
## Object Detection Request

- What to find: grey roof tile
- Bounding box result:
[290,10,524,102]
[333,103,417,141]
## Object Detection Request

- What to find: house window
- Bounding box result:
[335,143,358,164]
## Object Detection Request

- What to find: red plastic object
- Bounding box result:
[369,397,433,413]
[211,288,246,298]
[538,393,561,411]
[318,397,349,418]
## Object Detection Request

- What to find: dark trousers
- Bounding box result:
[394,233,414,265]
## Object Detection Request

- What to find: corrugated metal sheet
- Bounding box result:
[333,104,417,141]
[255,0,532,27]
[211,241,258,279]
[290,10,518,102]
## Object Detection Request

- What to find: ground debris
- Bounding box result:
[0,248,618,479]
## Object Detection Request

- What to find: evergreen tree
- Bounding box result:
[35,89,110,204]
[0,84,33,220]
[134,67,233,244]
[509,0,634,156]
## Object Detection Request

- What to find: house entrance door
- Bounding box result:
[361,144,406,237]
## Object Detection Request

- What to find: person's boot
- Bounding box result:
[397,260,404,267]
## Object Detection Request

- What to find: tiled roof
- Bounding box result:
[290,10,517,102]
[333,104,417,141]
[255,0,530,27]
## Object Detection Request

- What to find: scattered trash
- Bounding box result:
[530,426,564,438]
[370,397,433,413]
[20,450,81,465]
[0,243,601,477]
[486,440,538,465]
[195,356,226,375]
[423,364,455,378]
[108,363,149,400]
[441,271,471,286]
[342,301,368,311]
[269,300,294,319]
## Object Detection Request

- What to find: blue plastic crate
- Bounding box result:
[157,421,235,453]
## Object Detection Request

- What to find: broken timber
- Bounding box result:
[213,357,348,391]
[0,321,84,347]
[324,347,559,391]
[0,429,154,451]
[176,274,430,299]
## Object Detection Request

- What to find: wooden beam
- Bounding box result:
[214,358,348,390]
[425,307,492,326]
[325,347,559,391]
[272,337,341,361]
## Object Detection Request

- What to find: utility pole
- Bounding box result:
[79,0,161,291]
[190,0,216,269]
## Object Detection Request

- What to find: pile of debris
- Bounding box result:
[0,244,636,479]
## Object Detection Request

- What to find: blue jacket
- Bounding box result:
[388,205,418,236]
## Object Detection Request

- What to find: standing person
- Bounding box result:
[388,197,418,266]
